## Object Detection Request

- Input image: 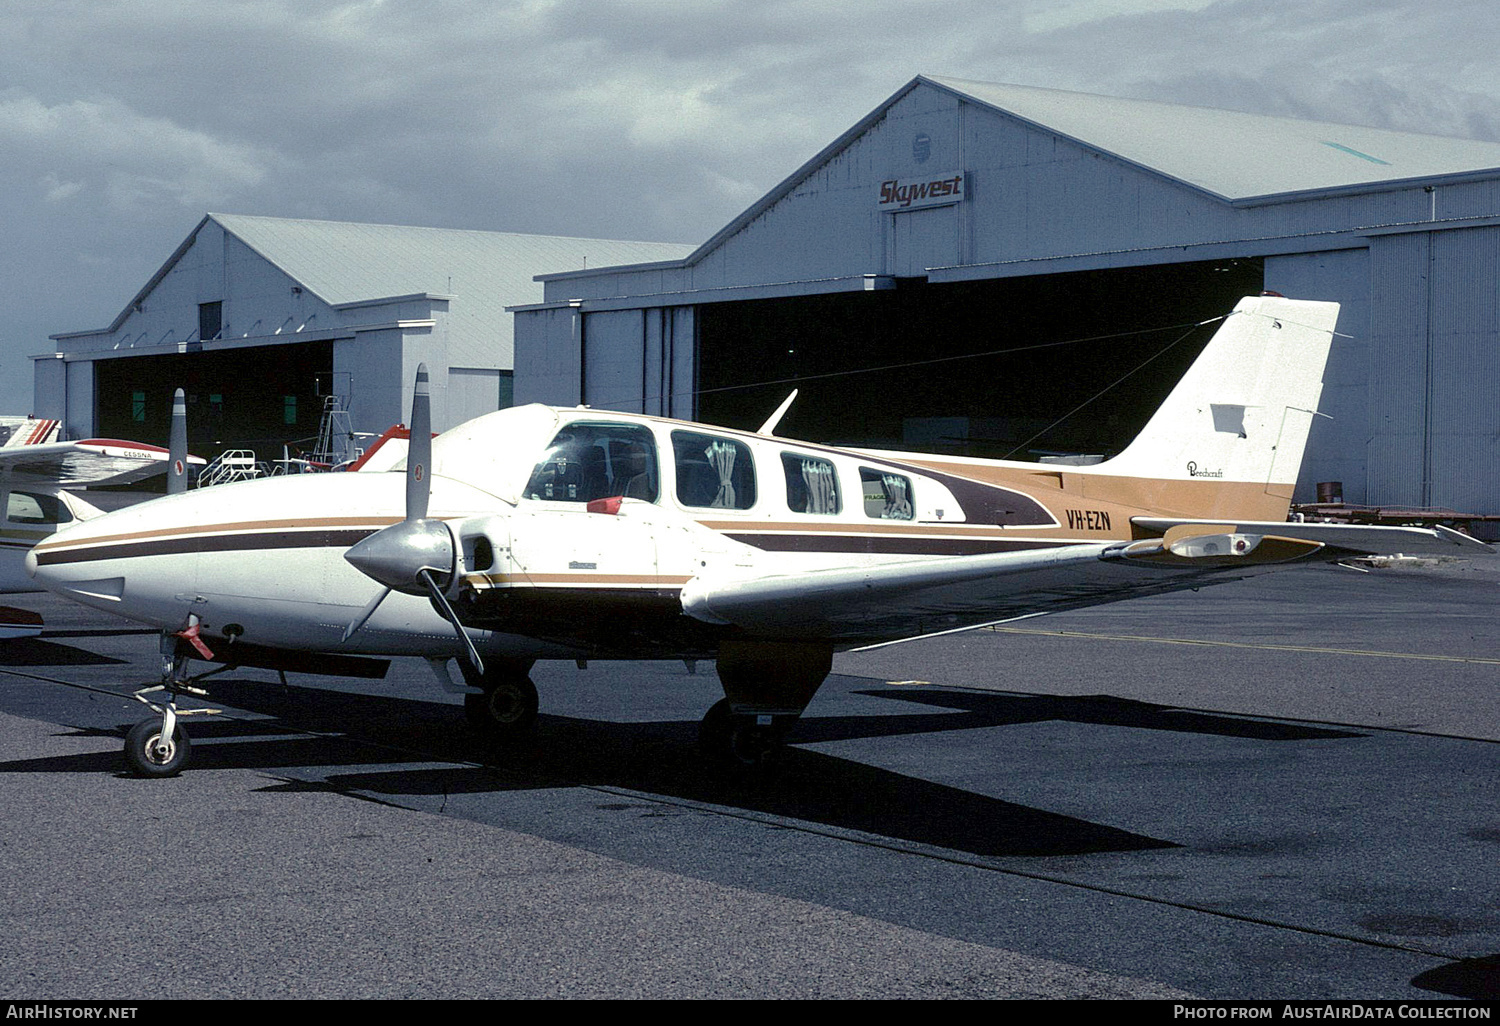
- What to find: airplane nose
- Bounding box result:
[23,546,38,581]
[344,518,456,593]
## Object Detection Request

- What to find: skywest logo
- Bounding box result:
[876,171,966,211]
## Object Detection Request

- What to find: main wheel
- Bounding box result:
[124,718,191,777]
[698,699,784,772]
[464,674,539,739]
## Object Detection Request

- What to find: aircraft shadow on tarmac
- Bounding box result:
[0,638,129,667]
[2,675,1361,860]
[1410,953,1500,1000]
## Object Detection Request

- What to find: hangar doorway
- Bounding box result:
[95,340,333,461]
[697,259,1263,459]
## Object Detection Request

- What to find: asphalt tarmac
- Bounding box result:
[0,558,1496,1000]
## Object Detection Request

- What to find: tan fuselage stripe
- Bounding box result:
[696,519,1063,538]
[900,459,1292,525]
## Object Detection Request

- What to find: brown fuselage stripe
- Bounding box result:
[33,529,380,566]
[466,573,693,588]
[30,516,404,553]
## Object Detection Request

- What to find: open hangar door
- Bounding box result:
[95,340,333,462]
[697,259,1264,460]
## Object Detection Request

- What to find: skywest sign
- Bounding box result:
[876,171,967,212]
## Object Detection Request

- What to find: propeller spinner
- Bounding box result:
[341,363,485,676]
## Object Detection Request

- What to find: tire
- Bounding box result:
[124,718,191,777]
[698,699,782,772]
[463,674,539,739]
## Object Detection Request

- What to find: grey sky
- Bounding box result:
[3,0,1497,415]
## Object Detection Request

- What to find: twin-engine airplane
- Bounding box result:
[25,296,1491,775]
[1,395,202,637]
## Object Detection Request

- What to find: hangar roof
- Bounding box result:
[72,213,693,339]
[210,213,692,309]
[929,76,1500,203]
[590,75,1500,278]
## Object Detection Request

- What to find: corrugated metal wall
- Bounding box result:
[1428,226,1500,511]
[1368,225,1500,511]
[1265,248,1371,503]
[1367,232,1432,506]
[513,306,580,407]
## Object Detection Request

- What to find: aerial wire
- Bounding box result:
[590,315,1225,437]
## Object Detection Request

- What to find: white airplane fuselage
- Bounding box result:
[25,403,1114,661]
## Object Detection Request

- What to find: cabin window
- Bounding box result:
[782,453,840,515]
[6,491,73,526]
[859,467,914,520]
[524,422,659,503]
[673,431,756,510]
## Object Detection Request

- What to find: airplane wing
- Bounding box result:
[679,521,1490,643]
[0,438,205,488]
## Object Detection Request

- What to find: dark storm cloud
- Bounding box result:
[1013,0,1500,140]
[1,0,1495,412]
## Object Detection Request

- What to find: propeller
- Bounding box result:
[167,388,188,495]
[341,363,485,676]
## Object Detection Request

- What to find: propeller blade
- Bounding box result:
[167,388,188,495]
[341,585,392,643]
[419,568,484,678]
[406,363,432,521]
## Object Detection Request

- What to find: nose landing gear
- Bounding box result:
[122,618,222,777]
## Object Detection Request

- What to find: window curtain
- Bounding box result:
[881,473,913,519]
[706,440,737,508]
[801,459,837,514]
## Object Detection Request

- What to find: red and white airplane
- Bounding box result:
[25,296,1490,775]
[2,394,202,637]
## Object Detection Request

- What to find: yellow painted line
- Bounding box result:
[988,627,1500,666]
[885,680,931,686]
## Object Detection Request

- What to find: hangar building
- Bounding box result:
[34,214,691,458]
[513,75,1500,512]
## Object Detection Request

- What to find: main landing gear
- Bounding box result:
[462,659,540,740]
[698,640,833,772]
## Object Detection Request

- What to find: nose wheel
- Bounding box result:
[124,717,191,777]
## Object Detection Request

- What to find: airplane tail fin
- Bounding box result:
[1090,295,1339,520]
[0,417,61,449]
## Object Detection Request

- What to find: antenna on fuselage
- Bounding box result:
[757,389,798,436]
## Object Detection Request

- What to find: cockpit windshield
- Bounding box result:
[523,421,659,504]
